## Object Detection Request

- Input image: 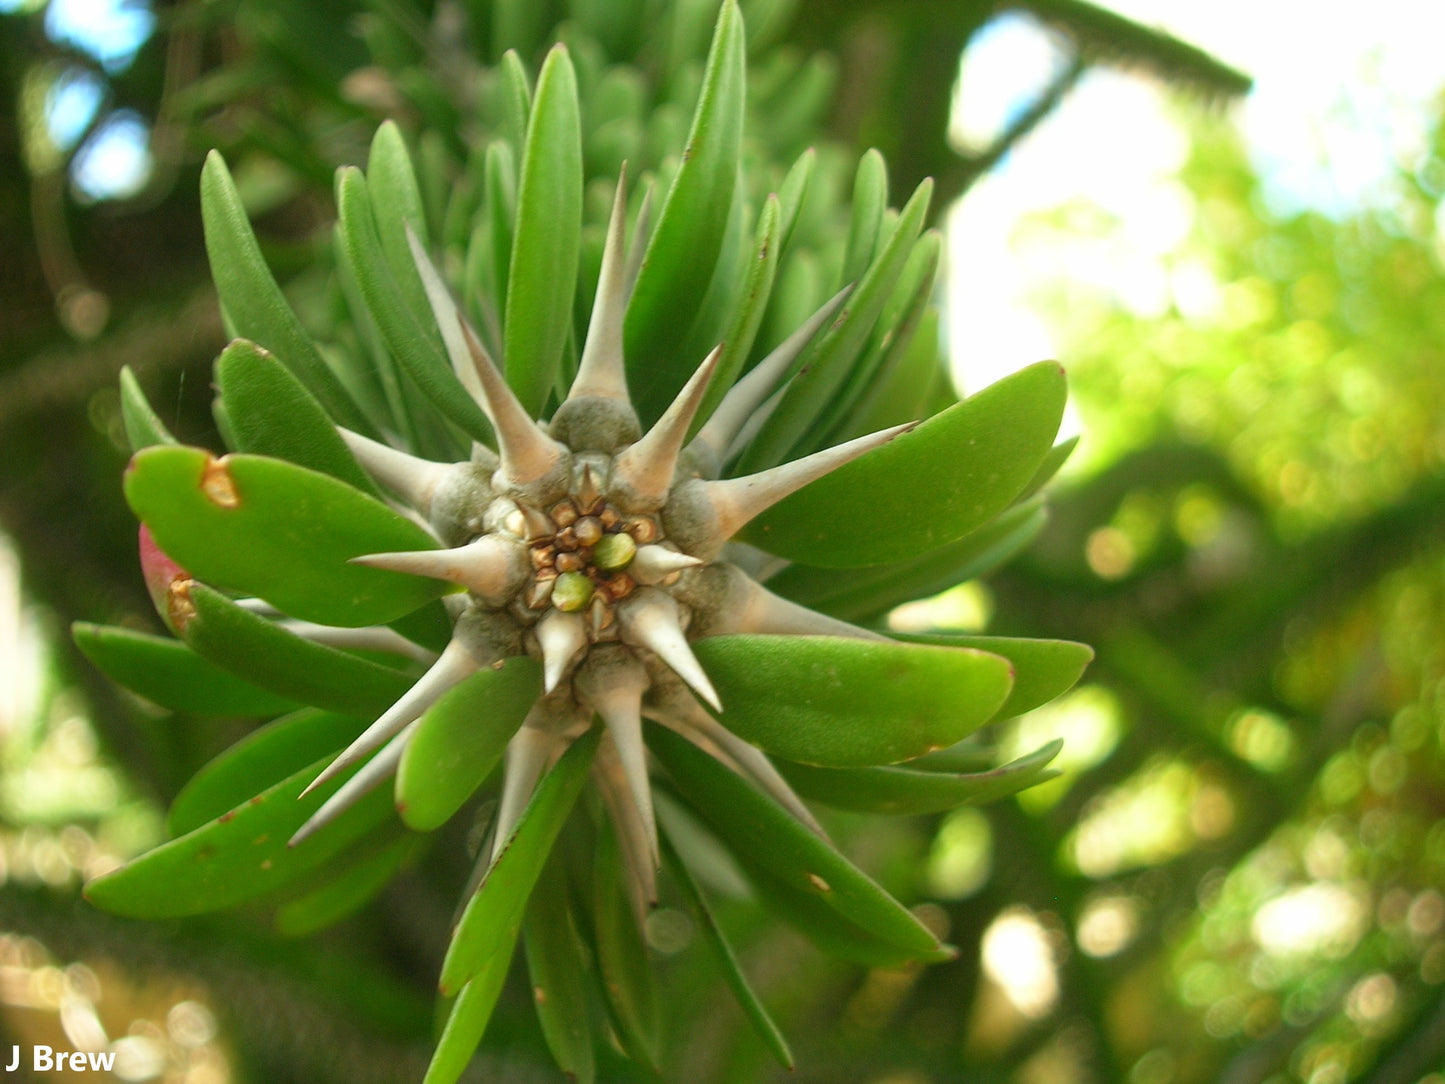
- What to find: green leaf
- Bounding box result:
[692,635,1013,766]
[695,194,781,435]
[168,707,362,836]
[591,816,660,1069]
[741,360,1067,566]
[836,305,942,441]
[737,850,944,967]
[769,498,1047,624]
[498,49,533,152]
[649,724,949,960]
[72,622,300,718]
[439,727,599,994]
[200,151,370,434]
[773,147,814,257]
[85,755,396,919]
[735,179,932,471]
[423,931,519,1084]
[523,857,596,1084]
[887,634,1094,721]
[178,582,415,718]
[394,658,542,832]
[125,445,450,627]
[483,140,517,320]
[661,830,792,1069]
[118,366,176,450]
[335,166,493,442]
[625,0,746,423]
[215,339,379,496]
[840,149,888,288]
[504,45,584,414]
[1017,434,1079,501]
[275,833,417,936]
[776,739,1064,814]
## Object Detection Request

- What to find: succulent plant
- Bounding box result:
[74,2,1090,1080]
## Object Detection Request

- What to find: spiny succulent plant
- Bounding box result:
[75,3,1090,1080]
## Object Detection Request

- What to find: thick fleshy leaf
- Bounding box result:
[888,634,1094,721]
[776,739,1064,814]
[591,816,660,1069]
[1018,435,1079,501]
[118,366,176,451]
[439,728,600,994]
[737,851,945,967]
[200,151,370,433]
[835,306,942,441]
[840,149,888,288]
[125,445,450,627]
[624,0,745,423]
[335,166,493,442]
[394,658,542,831]
[178,583,415,718]
[741,361,1067,566]
[694,194,781,435]
[769,497,1047,624]
[523,857,596,1084]
[498,49,532,151]
[168,708,362,836]
[692,635,1012,766]
[648,724,948,960]
[661,831,792,1069]
[735,178,931,471]
[72,622,299,718]
[423,932,519,1084]
[215,339,378,496]
[275,833,417,936]
[504,44,583,414]
[774,147,814,257]
[366,121,435,322]
[85,755,395,919]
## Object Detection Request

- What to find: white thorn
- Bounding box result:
[300,639,479,798]
[289,720,417,848]
[536,610,587,693]
[629,544,704,585]
[275,620,439,663]
[612,344,722,510]
[678,562,887,642]
[350,535,527,606]
[406,224,488,408]
[491,721,564,863]
[461,320,566,488]
[570,164,632,404]
[593,738,658,912]
[704,422,915,539]
[690,285,852,464]
[338,428,451,514]
[615,587,720,711]
[650,685,827,839]
[575,648,658,865]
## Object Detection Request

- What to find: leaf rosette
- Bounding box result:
[79,4,1090,1080]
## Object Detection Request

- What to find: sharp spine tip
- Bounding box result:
[616,588,720,711]
[461,320,565,489]
[613,344,723,510]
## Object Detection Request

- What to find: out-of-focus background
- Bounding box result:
[2,1,1444,1081]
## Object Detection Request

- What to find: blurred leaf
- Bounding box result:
[591,815,660,1069]
[118,366,177,451]
[887,634,1094,720]
[523,856,596,1084]
[777,739,1063,814]
[275,833,418,936]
